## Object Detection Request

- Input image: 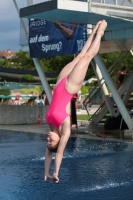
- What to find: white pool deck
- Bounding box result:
[0,110,133,143]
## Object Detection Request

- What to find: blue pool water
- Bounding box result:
[0,130,133,200]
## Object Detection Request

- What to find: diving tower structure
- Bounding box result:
[13,0,133,130]
[19,0,133,53]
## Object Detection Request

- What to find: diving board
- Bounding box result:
[20,0,132,27]
[20,0,133,53]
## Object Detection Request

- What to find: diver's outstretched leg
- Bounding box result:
[57,21,102,83]
[66,20,107,94]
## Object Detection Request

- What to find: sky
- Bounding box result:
[0,0,44,52]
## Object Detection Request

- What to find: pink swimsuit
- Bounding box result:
[46,77,73,129]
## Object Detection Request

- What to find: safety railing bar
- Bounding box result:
[83,51,130,120]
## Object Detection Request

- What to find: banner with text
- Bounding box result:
[29,19,87,58]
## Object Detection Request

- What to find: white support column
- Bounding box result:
[121,0,128,6]
[94,54,133,130]
[13,0,28,37]
[27,0,52,103]
[13,0,52,103]
[91,60,116,116]
[27,0,33,5]
[87,0,91,12]
[33,59,52,103]
[92,72,133,125]
[130,50,133,55]
[115,74,133,116]
[122,74,133,106]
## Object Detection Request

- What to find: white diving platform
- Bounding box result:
[20,0,133,53]
[19,0,133,26]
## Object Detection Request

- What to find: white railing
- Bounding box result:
[26,0,133,7]
[92,0,133,6]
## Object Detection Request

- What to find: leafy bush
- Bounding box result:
[48,78,57,84]
[89,80,98,87]
[20,86,42,95]
[21,74,34,82]
[85,82,89,86]
[81,86,89,95]
[0,89,11,96]
[93,80,98,86]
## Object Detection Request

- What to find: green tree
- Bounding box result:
[10,51,35,70]
[40,54,95,79]
[0,59,10,67]
[21,74,34,83]
[100,51,133,83]
[0,89,10,96]
[1,50,133,83]
[40,55,74,73]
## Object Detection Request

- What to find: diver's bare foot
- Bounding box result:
[92,21,101,35]
[97,20,107,37]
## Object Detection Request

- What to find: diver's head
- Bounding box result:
[47,131,60,153]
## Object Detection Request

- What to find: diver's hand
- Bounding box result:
[49,173,59,183]
[44,174,51,181]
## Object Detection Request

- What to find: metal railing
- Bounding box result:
[92,0,133,6]
[82,51,130,121]
[29,0,133,7]
[0,82,43,90]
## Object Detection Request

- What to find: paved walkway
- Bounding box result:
[0,103,132,142]
[77,105,100,115]
[0,119,132,142]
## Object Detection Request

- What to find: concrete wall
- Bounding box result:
[0,105,49,125]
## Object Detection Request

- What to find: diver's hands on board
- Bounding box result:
[49,173,59,183]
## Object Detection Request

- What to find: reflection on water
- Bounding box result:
[0,130,133,200]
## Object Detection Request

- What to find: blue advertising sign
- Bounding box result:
[29,19,87,58]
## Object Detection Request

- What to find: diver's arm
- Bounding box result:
[44,147,52,181]
[50,119,71,183]
[55,130,70,173]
